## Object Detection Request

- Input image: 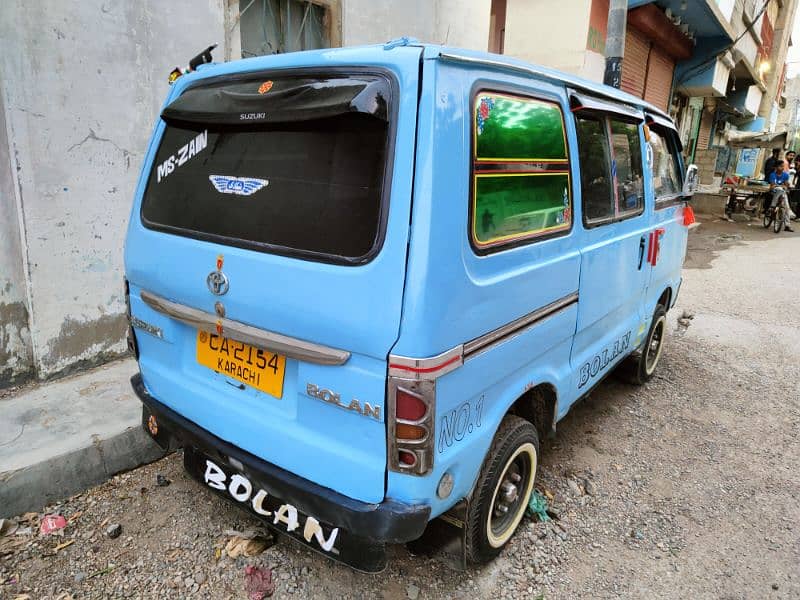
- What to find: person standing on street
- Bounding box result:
[785,150,798,186]
[764,148,782,181]
[784,150,800,215]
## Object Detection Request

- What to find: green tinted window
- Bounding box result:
[472,93,571,250]
[475,94,568,160]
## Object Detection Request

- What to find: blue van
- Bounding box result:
[124,41,697,572]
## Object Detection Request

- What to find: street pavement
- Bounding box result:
[0,359,164,518]
[0,215,798,599]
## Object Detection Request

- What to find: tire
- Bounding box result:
[617,304,667,386]
[773,208,784,233]
[465,415,539,564]
[763,212,772,228]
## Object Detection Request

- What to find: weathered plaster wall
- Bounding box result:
[434,0,492,51]
[0,85,33,386]
[342,0,490,50]
[504,0,593,76]
[0,0,227,381]
[343,0,437,45]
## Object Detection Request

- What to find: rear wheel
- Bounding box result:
[465,416,538,564]
[774,207,784,233]
[763,211,773,228]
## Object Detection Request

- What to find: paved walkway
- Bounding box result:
[0,358,164,517]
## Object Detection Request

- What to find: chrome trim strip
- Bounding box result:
[388,346,464,381]
[463,292,579,358]
[140,290,350,366]
[388,292,579,382]
[438,52,671,121]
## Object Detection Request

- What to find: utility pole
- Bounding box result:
[603,0,628,88]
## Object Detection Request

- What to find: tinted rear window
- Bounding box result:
[141,74,393,264]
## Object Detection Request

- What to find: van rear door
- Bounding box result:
[124,50,421,504]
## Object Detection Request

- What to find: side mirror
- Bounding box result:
[683,164,699,197]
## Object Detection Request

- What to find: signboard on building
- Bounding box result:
[736,148,759,177]
[587,0,608,54]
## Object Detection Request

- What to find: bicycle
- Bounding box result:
[763,186,787,233]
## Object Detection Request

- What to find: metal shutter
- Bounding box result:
[697,107,713,151]
[643,45,675,111]
[621,28,649,98]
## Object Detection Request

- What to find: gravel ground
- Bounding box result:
[2,216,798,599]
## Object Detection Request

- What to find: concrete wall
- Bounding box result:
[0,0,228,383]
[342,0,491,50]
[0,85,33,386]
[694,149,720,184]
[504,0,593,77]
[434,0,492,51]
[343,0,437,45]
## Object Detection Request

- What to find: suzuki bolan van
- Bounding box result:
[124,40,697,572]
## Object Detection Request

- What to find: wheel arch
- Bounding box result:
[657,286,673,312]
[507,383,558,441]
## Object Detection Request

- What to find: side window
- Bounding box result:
[609,119,644,216]
[576,113,645,226]
[471,92,572,252]
[576,116,614,222]
[648,126,682,202]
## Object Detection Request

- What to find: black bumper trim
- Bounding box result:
[131,374,430,544]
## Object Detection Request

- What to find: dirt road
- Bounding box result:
[2,216,798,599]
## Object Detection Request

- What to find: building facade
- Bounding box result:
[495,0,797,186]
[777,75,800,148]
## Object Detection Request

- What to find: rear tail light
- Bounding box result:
[387,380,434,475]
[396,423,426,440]
[398,450,417,466]
[395,390,427,440]
[397,388,426,420]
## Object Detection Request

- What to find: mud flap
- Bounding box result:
[405,499,468,570]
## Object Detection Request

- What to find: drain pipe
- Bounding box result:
[603,0,628,89]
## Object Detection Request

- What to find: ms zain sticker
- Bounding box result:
[157,130,208,183]
[209,175,269,196]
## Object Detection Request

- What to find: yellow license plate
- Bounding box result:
[196,330,286,398]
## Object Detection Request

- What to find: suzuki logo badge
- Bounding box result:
[206,270,229,296]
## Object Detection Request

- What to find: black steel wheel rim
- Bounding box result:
[645,318,665,373]
[490,452,531,537]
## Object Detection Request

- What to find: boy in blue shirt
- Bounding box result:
[768,162,795,232]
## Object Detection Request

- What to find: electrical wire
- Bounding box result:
[677,0,772,85]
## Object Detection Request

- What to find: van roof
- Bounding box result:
[421,44,671,120]
[179,40,671,122]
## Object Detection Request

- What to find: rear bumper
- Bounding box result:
[131,373,430,570]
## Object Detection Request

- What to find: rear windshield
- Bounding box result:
[141,74,394,264]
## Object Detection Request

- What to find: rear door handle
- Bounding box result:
[638,235,646,270]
